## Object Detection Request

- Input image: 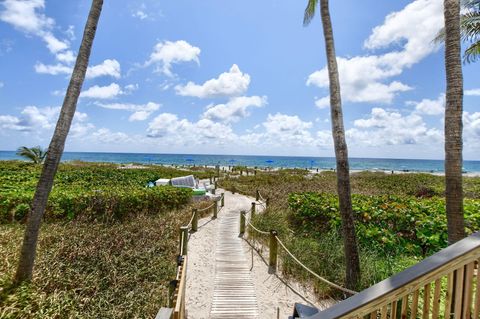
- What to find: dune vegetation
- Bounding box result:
[219,169,480,295]
[0,161,215,318]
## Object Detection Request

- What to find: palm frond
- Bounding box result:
[464,40,480,63]
[16,146,47,164]
[303,0,319,26]
[460,12,480,41]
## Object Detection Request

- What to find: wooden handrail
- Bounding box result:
[306,232,480,319]
[172,255,187,319]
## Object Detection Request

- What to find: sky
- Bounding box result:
[0,0,479,160]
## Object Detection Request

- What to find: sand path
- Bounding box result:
[186,189,328,318]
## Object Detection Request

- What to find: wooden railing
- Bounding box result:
[156,192,225,319]
[304,232,480,319]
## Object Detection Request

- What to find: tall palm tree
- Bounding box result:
[16,146,48,164]
[304,0,360,289]
[15,0,104,283]
[436,0,480,63]
[444,0,466,244]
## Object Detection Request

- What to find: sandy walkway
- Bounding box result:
[186,189,331,318]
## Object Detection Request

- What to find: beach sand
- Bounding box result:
[185,189,331,318]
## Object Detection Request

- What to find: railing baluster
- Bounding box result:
[431,278,441,319]
[454,266,465,319]
[411,289,419,319]
[445,272,454,319]
[422,283,430,319]
[369,310,377,319]
[400,295,408,319]
[474,260,480,319]
[392,300,398,319]
[462,262,475,319]
[381,305,387,319]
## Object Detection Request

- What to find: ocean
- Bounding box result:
[1,151,480,173]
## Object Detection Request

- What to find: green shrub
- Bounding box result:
[288,192,480,256]
[0,161,208,223]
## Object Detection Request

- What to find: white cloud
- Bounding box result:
[202,96,267,123]
[35,59,121,79]
[240,113,316,148]
[147,113,235,145]
[96,102,161,121]
[90,128,132,144]
[86,59,121,79]
[0,0,71,61]
[146,40,201,76]
[465,88,480,96]
[348,107,442,146]
[307,0,442,105]
[175,64,250,98]
[34,62,72,75]
[464,112,480,147]
[0,82,4,88]
[315,96,330,109]
[408,94,445,115]
[124,84,139,92]
[0,115,24,131]
[133,10,148,20]
[81,83,123,99]
[55,50,75,64]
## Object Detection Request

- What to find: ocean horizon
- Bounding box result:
[1,150,480,173]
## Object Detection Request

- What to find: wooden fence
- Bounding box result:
[303,232,480,319]
[156,192,225,319]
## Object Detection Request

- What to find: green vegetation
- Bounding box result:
[222,170,480,295]
[0,161,215,318]
[0,161,215,222]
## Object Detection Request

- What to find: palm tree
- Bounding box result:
[436,0,480,63]
[304,0,361,289]
[16,146,48,164]
[14,0,104,283]
[444,0,466,244]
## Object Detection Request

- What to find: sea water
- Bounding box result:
[1,151,480,173]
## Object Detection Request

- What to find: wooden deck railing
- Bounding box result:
[304,232,480,319]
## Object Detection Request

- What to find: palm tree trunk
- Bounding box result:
[14,0,104,283]
[319,0,360,289]
[444,0,465,244]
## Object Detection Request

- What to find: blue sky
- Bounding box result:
[0,0,479,159]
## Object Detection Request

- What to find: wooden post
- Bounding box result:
[180,226,188,255]
[214,181,217,190]
[269,230,278,272]
[254,169,257,176]
[240,212,246,234]
[251,202,256,216]
[266,197,270,207]
[192,209,198,232]
[221,193,225,207]
[232,185,236,194]
[213,201,218,219]
[256,190,259,201]
[209,176,212,184]
[211,188,216,195]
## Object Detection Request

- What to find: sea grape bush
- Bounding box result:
[0,161,202,222]
[288,192,480,256]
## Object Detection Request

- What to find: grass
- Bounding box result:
[0,199,216,318]
[0,161,218,318]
